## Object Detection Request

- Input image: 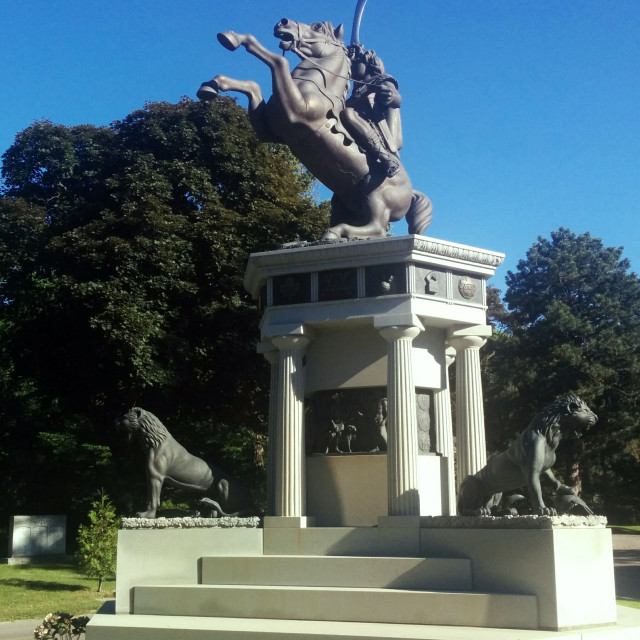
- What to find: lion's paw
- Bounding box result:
[136,510,157,519]
[534,507,557,517]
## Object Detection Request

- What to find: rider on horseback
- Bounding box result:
[341,44,402,178]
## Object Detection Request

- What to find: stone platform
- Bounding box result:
[86,516,640,639]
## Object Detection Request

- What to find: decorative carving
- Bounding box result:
[413,238,505,267]
[305,388,433,455]
[318,268,358,301]
[373,397,388,452]
[365,263,406,297]
[416,391,433,453]
[424,271,439,295]
[457,395,598,517]
[273,273,311,305]
[198,17,432,240]
[458,276,477,300]
[326,420,357,454]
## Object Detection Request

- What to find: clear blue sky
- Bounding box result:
[1,0,639,292]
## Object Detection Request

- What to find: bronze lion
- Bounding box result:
[117,407,252,518]
[457,395,598,516]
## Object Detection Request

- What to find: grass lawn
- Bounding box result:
[618,600,640,609]
[0,562,114,622]
[610,525,640,535]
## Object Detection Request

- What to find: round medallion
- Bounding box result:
[458,276,477,300]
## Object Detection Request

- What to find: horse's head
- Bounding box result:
[274,18,345,59]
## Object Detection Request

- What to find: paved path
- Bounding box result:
[1,535,638,639]
[613,532,640,601]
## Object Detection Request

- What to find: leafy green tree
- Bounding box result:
[483,229,640,520]
[0,97,327,523]
[75,492,119,592]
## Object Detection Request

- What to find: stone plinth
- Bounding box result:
[420,516,616,631]
[115,518,262,614]
[244,235,503,524]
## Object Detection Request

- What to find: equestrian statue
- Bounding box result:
[197,12,432,241]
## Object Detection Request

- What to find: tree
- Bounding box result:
[75,492,119,592]
[0,98,328,524]
[483,229,640,520]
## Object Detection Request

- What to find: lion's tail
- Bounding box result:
[406,189,433,235]
[199,497,239,517]
[457,474,479,516]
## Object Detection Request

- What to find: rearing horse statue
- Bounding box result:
[198,18,432,240]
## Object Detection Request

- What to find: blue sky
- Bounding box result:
[1,0,639,293]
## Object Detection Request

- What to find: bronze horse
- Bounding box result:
[198,19,432,240]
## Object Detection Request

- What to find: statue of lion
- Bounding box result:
[117,407,252,518]
[457,395,598,517]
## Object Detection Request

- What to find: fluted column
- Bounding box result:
[271,334,309,517]
[448,329,490,487]
[258,344,279,516]
[433,347,457,514]
[378,325,422,516]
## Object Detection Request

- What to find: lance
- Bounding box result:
[350,0,369,46]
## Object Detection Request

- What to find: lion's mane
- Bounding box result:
[528,394,595,439]
[123,407,169,449]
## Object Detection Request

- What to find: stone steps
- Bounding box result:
[199,554,473,590]
[132,583,538,629]
[87,608,640,640]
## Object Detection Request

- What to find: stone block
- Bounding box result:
[9,515,66,557]
[421,524,617,630]
[115,527,263,613]
[306,454,447,526]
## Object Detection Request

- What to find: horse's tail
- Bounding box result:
[406,190,433,235]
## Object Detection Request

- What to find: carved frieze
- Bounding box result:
[273,273,311,306]
[306,387,435,455]
[318,268,358,301]
[365,263,407,297]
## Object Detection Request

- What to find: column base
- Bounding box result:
[263,516,316,528]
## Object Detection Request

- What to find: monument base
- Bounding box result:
[88,515,634,639]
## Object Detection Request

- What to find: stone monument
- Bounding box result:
[6,515,66,564]
[87,4,638,638]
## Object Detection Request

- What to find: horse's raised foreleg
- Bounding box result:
[210,75,277,142]
[212,75,263,111]
[218,31,308,115]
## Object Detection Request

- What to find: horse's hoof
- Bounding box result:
[217,31,241,51]
[196,80,219,101]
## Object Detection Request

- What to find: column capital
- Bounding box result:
[378,325,422,343]
[374,313,424,331]
[263,323,313,340]
[447,334,486,350]
[445,346,457,367]
[257,341,279,365]
[271,334,310,351]
[446,324,492,351]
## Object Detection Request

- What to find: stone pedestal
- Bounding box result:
[244,235,504,525]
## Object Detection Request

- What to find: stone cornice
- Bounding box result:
[244,235,505,298]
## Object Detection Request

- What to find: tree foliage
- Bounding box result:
[483,228,640,521]
[75,492,119,592]
[0,98,327,524]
